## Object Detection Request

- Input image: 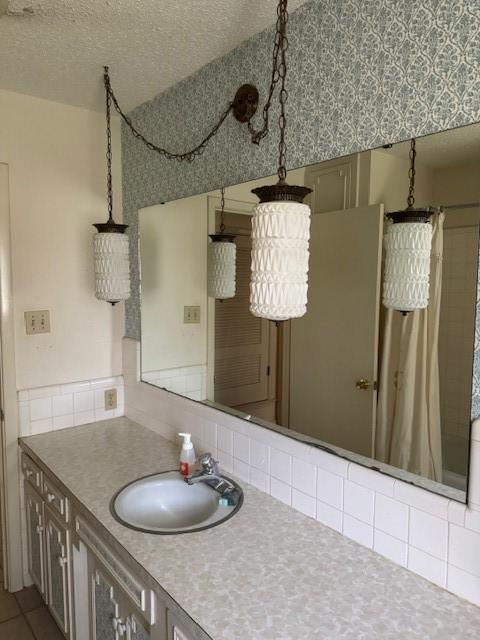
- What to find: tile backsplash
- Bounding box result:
[142,365,207,401]
[17,376,125,436]
[123,338,480,607]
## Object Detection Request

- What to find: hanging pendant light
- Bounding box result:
[93,67,130,306]
[249,0,311,322]
[208,188,236,299]
[382,138,433,314]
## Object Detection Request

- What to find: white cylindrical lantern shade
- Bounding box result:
[93,232,130,304]
[207,239,236,299]
[383,221,433,312]
[250,200,311,321]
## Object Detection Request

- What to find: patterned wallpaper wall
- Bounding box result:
[122,0,480,406]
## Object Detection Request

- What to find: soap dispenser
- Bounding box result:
[178,433,195,476]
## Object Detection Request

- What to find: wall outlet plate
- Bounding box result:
[184,306,200,324]
[104,388,117,411]
[25,310,50,335]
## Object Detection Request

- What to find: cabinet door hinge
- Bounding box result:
[266,365,271,377]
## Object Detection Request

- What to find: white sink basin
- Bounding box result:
[112,471,242,534]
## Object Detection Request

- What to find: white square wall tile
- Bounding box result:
[316,501,342,533]
[394,481,449,519]
[469,441,480,508]
[28,385,60,400]
[374,493,409,542]
[447,500,466,526]
[233,458,249,483]
[30,397,52,421]
[270,448,292,484]
[53,394,73,417]
[251,440,269,473]
[30,418,53,435]
[465,509,480,533]
[343,514,373,548]
[292,458,316,497]
[348,463,395,496]
[408,547,446,588]
[217,425,233,455]
[202,421,217,449]
[270,477,291,506]
[74,410,95,426]
[373,530,407,567]
[448,524,480,577]
[409,508,448,560]
[233,432,250,464]
[249,467,270,493]
[344,481,374,525]
[74,390,95,413]
[316,468,343,509]
[447,565,480,607]
[310,448,349,477]
[291,489,316,518]
[53,414,74,430]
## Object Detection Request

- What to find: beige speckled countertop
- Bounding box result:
[19,418,480,640]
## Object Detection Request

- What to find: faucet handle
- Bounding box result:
[199,452,218,474]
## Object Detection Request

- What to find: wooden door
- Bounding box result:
[213,212,275,416]
[289,204,384,457]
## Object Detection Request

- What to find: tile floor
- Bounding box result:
[0,566,63,639]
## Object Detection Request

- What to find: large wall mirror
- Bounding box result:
[139,122,480,503]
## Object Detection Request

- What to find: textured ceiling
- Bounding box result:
[0,0,308,111]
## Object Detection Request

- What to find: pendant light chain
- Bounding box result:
[105,69,114,222]
[277,0,289,184]
[219,187,226,233]
[407,138,416,208]
[247,0,287,146]
[103,67,234,163]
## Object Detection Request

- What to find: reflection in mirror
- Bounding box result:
[139,123,480,502]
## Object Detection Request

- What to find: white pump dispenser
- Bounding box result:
[178,432,195,476]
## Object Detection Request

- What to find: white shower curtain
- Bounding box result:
[375,212,444,482]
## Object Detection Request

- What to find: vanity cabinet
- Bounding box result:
[21,451,202,640]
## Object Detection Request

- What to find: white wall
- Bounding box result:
[369,149,433,211]
[140,196,208,372]
[0,90,124,390]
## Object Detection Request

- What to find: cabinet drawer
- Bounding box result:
[22,453,43,491]
[43,474,69,523]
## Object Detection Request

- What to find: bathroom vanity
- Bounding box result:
[19,418,480,640]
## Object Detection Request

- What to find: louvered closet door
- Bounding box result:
[214,215,270,408]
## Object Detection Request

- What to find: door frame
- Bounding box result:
[0,162,23,591]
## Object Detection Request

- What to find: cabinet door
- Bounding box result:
[89,558,158,640]
[25,482,46,598]
[45,506,70,637]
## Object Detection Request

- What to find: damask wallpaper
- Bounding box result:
[122,0,480,410]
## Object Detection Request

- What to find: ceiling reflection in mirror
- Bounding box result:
[139,123,480,503]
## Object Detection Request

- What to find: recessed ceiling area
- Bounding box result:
[0,0,308,112]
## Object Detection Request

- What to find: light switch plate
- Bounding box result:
[104,389,117,411]
[184,306,200,324]
[25,310,50,335]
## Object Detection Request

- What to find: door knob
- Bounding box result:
[355,378,376,390]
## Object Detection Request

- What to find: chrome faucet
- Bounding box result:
[185,453,236,494]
